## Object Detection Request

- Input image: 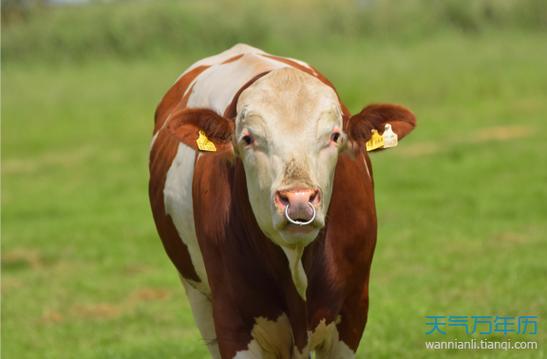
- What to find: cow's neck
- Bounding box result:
[230,160,316,300]
[225,159,328,350]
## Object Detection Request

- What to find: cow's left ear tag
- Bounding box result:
[366,129,384,151]
[196,130,217,152]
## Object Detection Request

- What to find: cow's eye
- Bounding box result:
[330,131,341,143]
[242,134,254,146]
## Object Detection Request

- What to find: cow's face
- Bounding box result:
[235,68,345,248]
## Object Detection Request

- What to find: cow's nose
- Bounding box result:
[276,189,320,208]
[275,189,320,223]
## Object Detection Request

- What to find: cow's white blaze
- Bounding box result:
[164,143,209,294]
[235,67,345,299]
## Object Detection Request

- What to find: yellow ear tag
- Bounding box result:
[366,129,384,151]
[196,130,217,152]
[382,124,398,148]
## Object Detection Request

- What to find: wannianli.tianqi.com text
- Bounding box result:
[425,339,538,351]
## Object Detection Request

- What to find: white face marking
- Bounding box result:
[164,143,209,294]
[236,68,344,244]
[235,68,345,298]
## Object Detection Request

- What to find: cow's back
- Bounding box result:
[153,44,319,135]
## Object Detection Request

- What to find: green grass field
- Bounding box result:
[2,7,547,358]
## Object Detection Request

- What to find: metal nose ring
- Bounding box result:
[284,202,316,226]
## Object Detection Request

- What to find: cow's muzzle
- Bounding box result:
[274,188,320,226]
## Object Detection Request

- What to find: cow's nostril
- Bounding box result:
[276,192,290,206]
[309,190,319,203]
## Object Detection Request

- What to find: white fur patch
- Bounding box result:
[234,314,293,359]
[164,143,209,294]
[149,131,159,151]
[281,246,308,300]
[363,154,371,179]
[181,279,220,359]
[178,43,265,81]
[311,319,355,359]
[234,315,355,359]
[186,53,289,115]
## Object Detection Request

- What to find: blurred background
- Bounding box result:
[2,0,546,358]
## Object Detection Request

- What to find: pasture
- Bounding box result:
[2,1,546,358]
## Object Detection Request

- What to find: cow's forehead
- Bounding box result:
[236,68,341,133]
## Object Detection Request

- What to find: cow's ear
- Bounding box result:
[167,108,234,153]
[346,104,416,151]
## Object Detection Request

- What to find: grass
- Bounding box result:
[3,0,547,64]
[2,28,547,358]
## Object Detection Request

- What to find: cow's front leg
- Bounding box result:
[314,338,356,359]
[320,291,369,358]
[180,279,221,359]
[213,301,295,359]
[314,288,369,359]
[312,319,356,359]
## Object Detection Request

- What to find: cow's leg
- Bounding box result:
[323,290,369,359]
[313,285,369,359]
[314,338,355,359]
[181,279,220,359]
[312,319,355,359]
[226,315,296,359]
[212,304,295,359]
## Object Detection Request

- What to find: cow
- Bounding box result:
[149,44,416,358]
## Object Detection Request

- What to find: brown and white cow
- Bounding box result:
[149,44,415,358]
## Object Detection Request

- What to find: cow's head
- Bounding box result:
[234,68,416,248]
[235,68,343,249]
[175,67,416,298]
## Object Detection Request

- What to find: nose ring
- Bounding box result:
[284,203,316,226]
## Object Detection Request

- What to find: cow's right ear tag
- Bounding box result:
[366,129,384,151]
[196,130,217,152]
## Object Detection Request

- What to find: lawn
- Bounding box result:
[2,30,546,358]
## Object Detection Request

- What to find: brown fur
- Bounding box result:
[169,108,234,145]
[154,65,209,134]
